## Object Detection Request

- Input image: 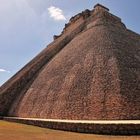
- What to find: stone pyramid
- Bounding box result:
[0,4,140,120]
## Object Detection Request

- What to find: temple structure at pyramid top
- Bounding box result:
[0,4,140,121]
[94,3,109,11]
[54,3,126,40]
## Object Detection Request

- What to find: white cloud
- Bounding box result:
[0,69,10,73]
[48,6,66,21]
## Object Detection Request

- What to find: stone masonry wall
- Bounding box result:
[3,117,140,135]
[0,15,86,116]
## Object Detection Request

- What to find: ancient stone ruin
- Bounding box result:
[0,4,140,121]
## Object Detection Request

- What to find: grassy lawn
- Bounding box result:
[0,120,140,140]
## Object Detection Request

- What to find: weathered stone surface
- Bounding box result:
[0,4,140,120]
[0,16,86,116]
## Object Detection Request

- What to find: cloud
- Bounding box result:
[48,6,66,21]
[0,69,10,73]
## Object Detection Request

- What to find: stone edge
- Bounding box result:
[1,117,140,135]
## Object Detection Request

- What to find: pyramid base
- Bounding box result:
[2,117,140,135]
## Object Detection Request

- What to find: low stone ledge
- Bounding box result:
[3,117,140,135]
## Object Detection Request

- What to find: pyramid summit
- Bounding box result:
[0,4,140,120]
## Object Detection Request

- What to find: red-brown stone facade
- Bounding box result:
[0,4,140,121]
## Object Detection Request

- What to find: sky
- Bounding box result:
[0,0,140,86]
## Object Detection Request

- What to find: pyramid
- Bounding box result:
[0,4,140,120]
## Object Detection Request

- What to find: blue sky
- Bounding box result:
[0,0,140,86]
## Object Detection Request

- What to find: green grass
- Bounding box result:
[0,121,139,140]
